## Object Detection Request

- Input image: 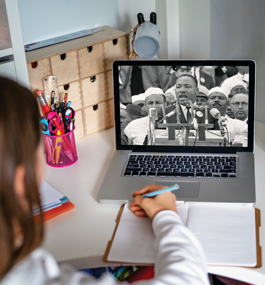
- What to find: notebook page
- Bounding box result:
[107,203,189,263]
[186,204,256,266]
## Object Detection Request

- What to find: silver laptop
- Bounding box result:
[97,59,256,205]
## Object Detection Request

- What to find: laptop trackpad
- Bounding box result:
[156,180,200,199]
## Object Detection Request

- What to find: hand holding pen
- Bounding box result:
[129,184,179,220]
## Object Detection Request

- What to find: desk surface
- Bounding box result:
[43,121,265,284]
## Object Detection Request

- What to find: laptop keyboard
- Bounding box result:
[124,155,237,178]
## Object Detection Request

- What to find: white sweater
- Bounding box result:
[0,211,210,285]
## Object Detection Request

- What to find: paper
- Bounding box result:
[108,203,189,264]
[107,203,257,266]
[108,203,155,263]
[33,181,68,214]
[186,203,256,266]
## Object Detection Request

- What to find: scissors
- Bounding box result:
[57,106,75,133]
[40,117,51,135]
[64,107,75,132]
[47,111,65,134]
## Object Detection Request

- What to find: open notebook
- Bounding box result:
[104,203,261,267]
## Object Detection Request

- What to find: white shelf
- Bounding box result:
[0,60,16,81]
[0,43,13,58]
[0,0,29,88]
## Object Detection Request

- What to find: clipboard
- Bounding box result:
[104,204,262,268]
[104,205,125,263]
[253,208,262,268]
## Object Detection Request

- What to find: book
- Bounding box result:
[34,201,75,223]
[104,203,261,267]
[34,181,75,222]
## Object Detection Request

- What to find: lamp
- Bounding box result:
[129,12,160,59]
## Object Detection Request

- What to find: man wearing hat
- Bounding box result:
[131,93,148,116]
[221,66,249,96]
[229,79,248,97]
[195,85,209,108]
[123,87,166,145]
[207,87,248,146]
[120,104,143,145]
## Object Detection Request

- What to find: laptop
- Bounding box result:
[97,59,256,205]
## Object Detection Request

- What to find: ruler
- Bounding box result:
[25,27,104,52]
[43,76,59,107]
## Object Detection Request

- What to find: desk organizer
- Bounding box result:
[43,128,78,167]
[26,26,129,140]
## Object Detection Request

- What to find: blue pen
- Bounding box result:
[130,184,179,202]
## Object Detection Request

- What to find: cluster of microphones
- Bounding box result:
[148,102,227,135]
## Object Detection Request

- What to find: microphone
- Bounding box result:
[209,108,227,125]
[148,108,157,145]
[155,107,177,126]
[210,108,227,135]
[149,107,158,121]
[165,109,176,118]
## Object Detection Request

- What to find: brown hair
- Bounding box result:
[0,77,44,278]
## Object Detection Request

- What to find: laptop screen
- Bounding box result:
[113,60,255,153]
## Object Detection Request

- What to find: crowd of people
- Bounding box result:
[119,65,249,146]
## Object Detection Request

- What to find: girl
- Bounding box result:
[0,76,209,284]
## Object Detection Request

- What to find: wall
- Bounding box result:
[17,0,265,123]
[179,0,210,59]
[17,0,119,45]
[211,0,265,124]
[175,0,265,123]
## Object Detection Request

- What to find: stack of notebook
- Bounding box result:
[34,181,75,222]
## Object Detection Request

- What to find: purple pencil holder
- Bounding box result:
[43,128,78,167]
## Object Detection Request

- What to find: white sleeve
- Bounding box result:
[150,210,210,285]
[1,216,210,285]
[59,211,210,285]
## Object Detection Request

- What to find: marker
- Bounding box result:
[54,130,62,164]
[64,93,68,108]
[130,184,179,202]
[35,90,51,118]
[51,90,55,106]
[49,116,76,155]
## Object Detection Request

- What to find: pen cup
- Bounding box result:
[43,128,78,167]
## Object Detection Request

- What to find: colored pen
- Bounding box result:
[51,117,76,155]
[130,184,179,202]
[54,130,62,164]
[35,90,51,118]
[51,90,55,106]
[64,93,68,108]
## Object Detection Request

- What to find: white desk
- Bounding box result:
[43,121,265,284]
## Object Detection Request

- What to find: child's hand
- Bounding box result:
[129,185,177,220]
